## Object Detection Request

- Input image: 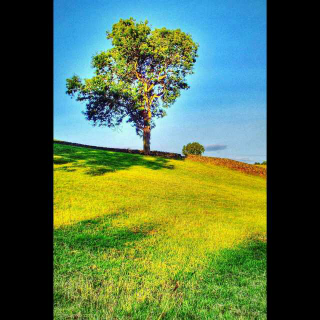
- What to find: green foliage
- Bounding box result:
[182,142,205,156]
[254,161,267,165]
[66,17,199,139]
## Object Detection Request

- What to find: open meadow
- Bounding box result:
[54,142,266,319]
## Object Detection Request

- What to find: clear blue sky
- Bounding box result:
[54,0,266,163]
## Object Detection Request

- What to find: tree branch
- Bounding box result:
[134,61,145,82]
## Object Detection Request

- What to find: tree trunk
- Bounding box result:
[143,125,151,154]
[143,106,151,154]
[143,98,152,155]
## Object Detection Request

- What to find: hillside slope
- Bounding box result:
[186,154,266,177]
[54,142,266,319]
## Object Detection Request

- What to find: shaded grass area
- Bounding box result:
[177,240,266,319]
[54,219,266,319]
[54,143,266,319]
[54,140,184,159]
[54,142,174,176]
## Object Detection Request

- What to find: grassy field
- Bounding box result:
[54,142,266,319]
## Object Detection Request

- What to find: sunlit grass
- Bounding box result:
[54,143,266,319]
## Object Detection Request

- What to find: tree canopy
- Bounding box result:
[182,142,205,156]
[66,18,198,154]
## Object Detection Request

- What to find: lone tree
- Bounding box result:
[182,142,205,156]
[66,18,198,154]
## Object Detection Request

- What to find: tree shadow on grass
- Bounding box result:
[172,239,266,319]
[54,214,155,254]
[54,143,175,176]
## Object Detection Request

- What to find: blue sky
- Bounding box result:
[54,0,266,163]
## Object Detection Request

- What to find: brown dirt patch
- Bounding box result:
[186,155,266,178]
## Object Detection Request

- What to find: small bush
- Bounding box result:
[255,161,267,165]
[182,142,205,156]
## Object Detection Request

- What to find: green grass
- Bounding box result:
[54,142,266,319]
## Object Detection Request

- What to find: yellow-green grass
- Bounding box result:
[54,143,266,319]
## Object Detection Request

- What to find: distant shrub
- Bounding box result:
[182,142,205,156]
[254,161,267,165]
